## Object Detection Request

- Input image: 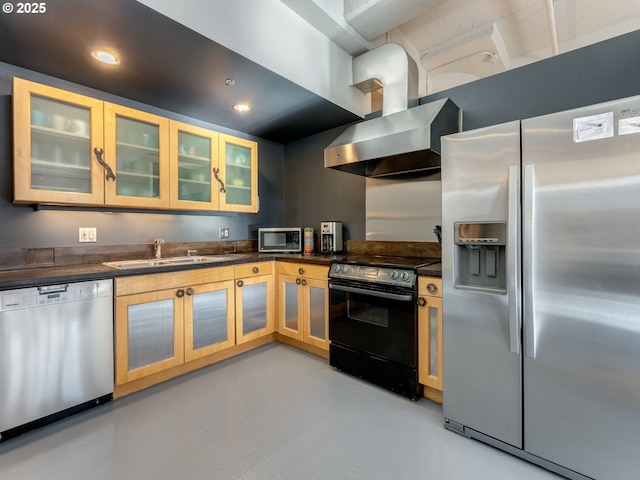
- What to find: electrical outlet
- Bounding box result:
[219,227,230,239]
[79,227,97,243]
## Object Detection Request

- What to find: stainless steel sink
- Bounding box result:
[103,255,241,270]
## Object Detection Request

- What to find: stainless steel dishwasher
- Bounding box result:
[0,279,114,438]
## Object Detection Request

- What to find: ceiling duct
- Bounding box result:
[325,43,460,177]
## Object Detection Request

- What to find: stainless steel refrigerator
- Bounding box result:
[441,97,640,480]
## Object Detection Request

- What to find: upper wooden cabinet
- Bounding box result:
[104,103,170,208]
[170,121,220,211]
[218,134,258,213]
[13,78,259,213]
[13,78,106,205]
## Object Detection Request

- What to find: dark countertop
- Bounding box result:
[0,252,439,290]
[417,262,442,278]
[0,253,339,290]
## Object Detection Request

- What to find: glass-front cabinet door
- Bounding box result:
[184,280,235,361]
[235,274,275,344]
[170,121,219,210]
[302,278,329,350]
[104,103,170,208]
[278,274,304,341]
[13,78,106,205]
[219,134,258,213]
[115,289,184,385]
[418,277,443,402]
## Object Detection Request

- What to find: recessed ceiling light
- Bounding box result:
[91,50,120,65]
[233,104,252,113]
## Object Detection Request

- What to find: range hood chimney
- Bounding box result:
[325,43,460,177]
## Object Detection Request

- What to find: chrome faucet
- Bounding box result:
[187,249,198,257]
[154,238,165,260]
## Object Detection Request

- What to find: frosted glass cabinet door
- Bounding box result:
[115,289,184,385]
[235,275,274,344]
[184,280,235,361]
[278,275,303,341]
[170,121,219,210]
[418,295,443,392]
[13,78,106,205]
[104,103,170,208]
[303,279,329,349]
[219,134,258,213]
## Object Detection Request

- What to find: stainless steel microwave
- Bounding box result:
[258,227,302,253]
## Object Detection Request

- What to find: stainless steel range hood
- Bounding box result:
[324,97,460,177]
[324,43,460,177]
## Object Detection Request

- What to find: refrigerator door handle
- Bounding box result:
[507,165,521,355]
[523,163,536,359]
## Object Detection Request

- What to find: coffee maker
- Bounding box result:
[321,221,343,253]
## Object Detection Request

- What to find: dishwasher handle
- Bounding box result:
[37,284,69,295]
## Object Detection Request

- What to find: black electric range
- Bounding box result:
[328,255,439,399]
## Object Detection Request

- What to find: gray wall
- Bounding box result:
[0,63,284,248]
[283,125,366,242]
[283,29,640,239]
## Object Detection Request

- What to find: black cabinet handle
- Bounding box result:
[252,267,259,274]
[237,280,244,288]
[301,279,307,286]
[426,283,438,295]
[213,167,226,193]
[296,278,301,285]
[176,289,185,298]
[298,267,304,275]
[94,148,116,181]
[186,287,195,296]
[417,297,426,307]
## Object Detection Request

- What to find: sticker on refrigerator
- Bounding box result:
[573,112,613,143]
[618,117,640,136]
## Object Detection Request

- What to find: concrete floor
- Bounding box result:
[0,343,562,480]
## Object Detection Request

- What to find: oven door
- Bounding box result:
[328,280,417,367]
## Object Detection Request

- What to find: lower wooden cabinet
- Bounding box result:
[277,263,330,351]
[234,262,275,344]
[418,276,443,403]
[114,267,235,386]
[113,259,330,396]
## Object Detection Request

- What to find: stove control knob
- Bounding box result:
[341,265,349,274]
[333,264,342,273]
[391,271,399,280]
[400,272,410,281]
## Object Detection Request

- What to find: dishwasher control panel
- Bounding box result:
[1,282,107,312]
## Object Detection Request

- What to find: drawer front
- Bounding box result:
[278,262,328,279]
[418,277,442,298]
[116,266,234,296]
[235,261,273,278]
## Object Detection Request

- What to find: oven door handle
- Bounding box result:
[329,283,414,302]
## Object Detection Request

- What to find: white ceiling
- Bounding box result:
[284,0,640,95]
[136,0,640,120]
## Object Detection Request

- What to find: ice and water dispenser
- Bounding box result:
[454,222,506,292]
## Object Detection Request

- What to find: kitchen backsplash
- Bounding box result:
[0,240,256,271]
[366,174,442,242]
[0,239,441,271]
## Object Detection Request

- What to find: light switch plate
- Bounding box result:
[79,227,97,243]
[219,227,230,239]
